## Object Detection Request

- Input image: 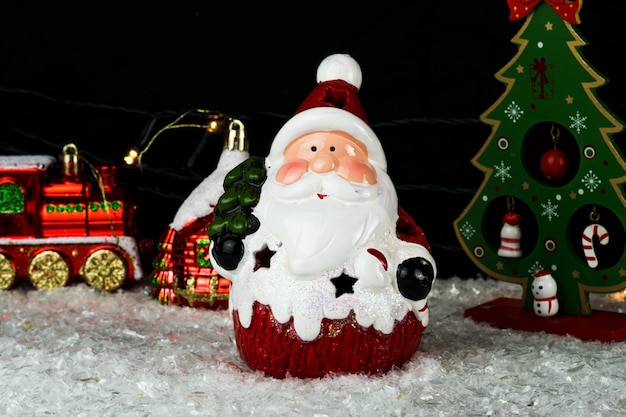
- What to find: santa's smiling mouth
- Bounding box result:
[317,193,327,199]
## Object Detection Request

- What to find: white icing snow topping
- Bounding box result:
[225,223,433,341]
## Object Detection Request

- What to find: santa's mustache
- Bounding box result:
[265,171,380,203]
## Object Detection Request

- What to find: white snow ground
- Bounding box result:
[2,276,626,417]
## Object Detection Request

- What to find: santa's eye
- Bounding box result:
[329,146,336,152]
[311,146,317,152]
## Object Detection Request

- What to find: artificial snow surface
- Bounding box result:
[2,277,626,417]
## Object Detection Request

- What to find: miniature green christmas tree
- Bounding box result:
[454,1,626,332]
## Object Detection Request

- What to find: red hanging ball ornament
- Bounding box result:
[540,148,568,179]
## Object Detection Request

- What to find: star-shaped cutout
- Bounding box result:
[566,95,574,104]
[516,64,524,74]
[253,246,276,271]
[496,261,504,271]
[570,190,577,200]
[330,274,358,298]
[572,269,580,279]
[545,21,553,31]
[619,268,626,277]
[522,181,530,190]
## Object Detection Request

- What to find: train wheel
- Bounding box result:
[82,249,127,291]
[28,250,70,290]
[0,253,17,290]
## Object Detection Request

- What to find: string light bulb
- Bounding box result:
[207,118,220,133]
[124,149,139,166]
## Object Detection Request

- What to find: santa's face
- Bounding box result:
[276,131,378,186]
[254,130,396,278]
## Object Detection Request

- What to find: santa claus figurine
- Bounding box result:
[208,53,437,378]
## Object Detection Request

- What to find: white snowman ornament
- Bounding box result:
[208,53,437,378]
[531,269,559,317]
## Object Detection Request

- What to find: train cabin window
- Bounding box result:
[0,181,25,214]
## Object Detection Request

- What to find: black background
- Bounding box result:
[2,1,625,278]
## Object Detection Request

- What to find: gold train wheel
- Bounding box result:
[28,250,70,290]
[82,249,127,291]
[0,253,17,290]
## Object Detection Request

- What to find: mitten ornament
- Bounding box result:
[209,53,437,378]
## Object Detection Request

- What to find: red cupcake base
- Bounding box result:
[232,301,425,378]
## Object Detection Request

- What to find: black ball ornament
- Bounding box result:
[396,257,435,301]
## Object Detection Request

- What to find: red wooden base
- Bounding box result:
[464,297,626,342]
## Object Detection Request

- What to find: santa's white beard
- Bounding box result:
[254,171,396,278]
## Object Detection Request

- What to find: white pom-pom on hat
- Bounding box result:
[316,53,362,89]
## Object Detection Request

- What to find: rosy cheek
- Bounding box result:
[336,159,377,184]
[275,159,309,184]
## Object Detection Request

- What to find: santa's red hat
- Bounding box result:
[265,54,387,172]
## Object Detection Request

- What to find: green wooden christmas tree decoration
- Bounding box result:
[455,0,626,341]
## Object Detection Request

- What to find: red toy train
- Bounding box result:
[0,144,143,291]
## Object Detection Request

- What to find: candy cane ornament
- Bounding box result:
[581,223,609,268]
